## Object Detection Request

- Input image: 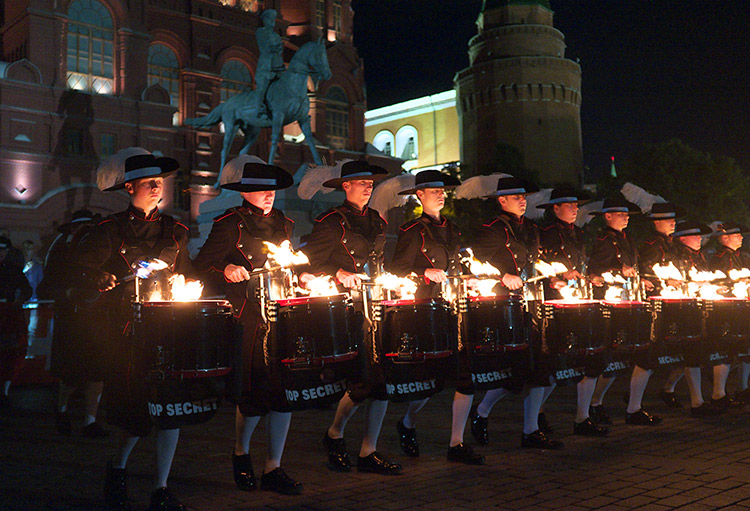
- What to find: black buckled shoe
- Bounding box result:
[322,431,351,472]
[149,487,185,511]
[589,405,613,425]
[658,390,683,408]
[521,429,564,450]
[357,452,403,475]
[232,452,256,491]
[470,405,489,446]
[625,409,662,426]
[396,418,419,458]
[735,388,750,404]
[690,403,720,417]
[447,443,485,465]
[261,467,303,495]
[573,418,610,437]
[538,412,554,434]
[82,422,110,438]
[55,409,72,436]
[711,395,744,413]
[104,460,129,510]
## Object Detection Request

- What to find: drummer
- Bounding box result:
[75,148,191,511]
[0,235,32,410]
[469,176,565,450]
[387,170,485,465]
[302,160,404,475]
[192,157,303,495]
[638,203,688,410]
[672,220,724,416]
[537,187,609,437]
[709,221,750,412]
[586,197,663,426]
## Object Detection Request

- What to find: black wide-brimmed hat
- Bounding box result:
[648,202,686,220]
[713,221,750,236]
[322,160,389,189]
[673,221,713,238]
[485,176,539,197]
[589,197,642,216]
[398,169,461,195]
[536,187,590,208]
[220,156,293,192]
[0,236,10,249]
[97,148,179,192]
[58,209,96,234]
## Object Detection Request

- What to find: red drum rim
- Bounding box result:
[381,298,447,306]
[141,299,231,307]
[648,296,697,303]
[468,295,522,303]
[601,300,647,307]
[702,297,750,302]
[275,294,348,306]
[545,299,600,307]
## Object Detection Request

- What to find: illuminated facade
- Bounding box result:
[0,0,391,247]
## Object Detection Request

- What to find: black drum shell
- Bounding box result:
[602,301,652,352]
[466,295,526,352]
[134,300,236,377]
[543,300,605,355]
[650,297,702,346]
[704,298,750,344]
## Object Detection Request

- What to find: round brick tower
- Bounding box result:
[454,0,582,185]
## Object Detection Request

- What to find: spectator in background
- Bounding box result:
[22,240,44,301]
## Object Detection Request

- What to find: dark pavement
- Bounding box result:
[4,371,750,511]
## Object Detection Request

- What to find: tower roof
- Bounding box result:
[482,0,552,11]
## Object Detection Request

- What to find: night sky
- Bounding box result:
[351,0,750,182]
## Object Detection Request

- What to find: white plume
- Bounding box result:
[220,154,267,186]
[368,173,415,214]
[577,200,604,227]
[297,159,353,200]
[97,147,150,191]
[524,188,552,220]
[454,173,511,200]
[709,221,724,235]
[620,182,665,214]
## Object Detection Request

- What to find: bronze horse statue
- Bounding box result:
[185,40,332,187]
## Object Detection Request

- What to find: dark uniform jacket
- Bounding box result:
[302,201,387,280]
[539,217,585,300]
[674,243,709,274]
[388,213,461,299]
[709,245,750,273]
[588,227,639,300]
[193,201,293,318]
[474,210,540,276]
[0,257,32,353]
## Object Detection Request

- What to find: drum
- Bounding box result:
[542,300,605,355]
[464,295,528,392]
[649,297,701,367]
[601,300,652,352]
[380,299,454,402]
[703,298,750,362]
[133,300,238,429]
[269,294,361,410]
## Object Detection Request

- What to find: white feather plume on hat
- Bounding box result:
[297,159,353,200]
[524,188,552,220]
[96,147,150,191]
[220,154,268,187]
[620,182,665,214]
[454,173,511,200]
[575,200,603,227]
[368,173,415,215]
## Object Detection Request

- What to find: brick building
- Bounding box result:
[0,0,396,249]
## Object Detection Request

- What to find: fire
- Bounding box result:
[147,274,203,301]
[534,260,568,278]
[732,281,750,298]
[135,258,168,278]
[728,269,750,280]
[375,272,418,300]
[604,286,624,301]
[460,249,501,276]
[264,240,309,268]
[304,275,340,297]
[652,262,684,281]
[602,272,626,284]
[558,285,583,301]
[689,268,726,282]
[469,279,501,297]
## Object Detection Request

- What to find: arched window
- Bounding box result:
[333,0,342,32]
[396,125,418,162]
[66,0,114,94]
[373,130,394,157]
[326,87,349,150]
[220,59,253,102]
[147,44,180,125]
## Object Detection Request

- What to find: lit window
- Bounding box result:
[333,0,342,32]
[220,59,252,101]
[148,44,180,125]
[326,87,349,150]
[316,0,326,27]
[396,125,418,162]
[373,130,395,156]
[66,0,114,94]
[100,133,116,158]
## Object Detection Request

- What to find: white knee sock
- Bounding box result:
[154,428,180,489]
[450,392,473,447]
[627,365,652,414]
[523,387,545,435]
[265,411,291,473]
[477,388,509,417]
[684,367,703,408]
[360,399,388,457]
[576,376,596,422]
